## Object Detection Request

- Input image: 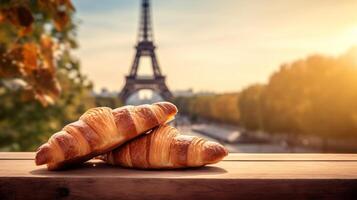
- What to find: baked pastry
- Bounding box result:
[104,125,228,169]
[35,102,177,170]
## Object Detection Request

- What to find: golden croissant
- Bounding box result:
[104,125,228,169]
[35,102,177,170]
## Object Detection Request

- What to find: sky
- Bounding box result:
[74,0,357,93]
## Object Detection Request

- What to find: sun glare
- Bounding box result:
[341,26,357,49]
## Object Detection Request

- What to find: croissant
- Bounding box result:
[35,102,177,170]
[104,125,228,169]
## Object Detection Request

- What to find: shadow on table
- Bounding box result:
[31,160,228,177]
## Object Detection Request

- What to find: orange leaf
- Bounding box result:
[40,35,55,73]
[33,68,61,98]
[64,0,76,11]
[0,53,22,78]
[18,25,33,36]
[0,6,34,35]
[53,11,69,31]
[0,10,6,23]
[7,46,23,63]
[22,43,38,74]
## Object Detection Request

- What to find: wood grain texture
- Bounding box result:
[0,153,357,200]
[3,152,357,160]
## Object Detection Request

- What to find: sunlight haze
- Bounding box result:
[75,0,357,93]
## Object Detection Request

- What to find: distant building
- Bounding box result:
[173,89,194,97]
[92,88,119,98]
[194,91,215,96]
[126,90,163,105]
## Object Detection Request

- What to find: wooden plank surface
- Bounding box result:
[0,152,34,160]
[224,153,357,161]
[0,153,357,200]
[2,152,357,160]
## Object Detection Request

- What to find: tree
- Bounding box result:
[239,84,264,130]
[176,47,357,141]
[174,93,240,125]
[0,0,95,151]
[259,48,357,138]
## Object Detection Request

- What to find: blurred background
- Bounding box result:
[0,0,357,153]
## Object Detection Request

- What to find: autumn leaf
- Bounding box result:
[0,6,34,35]
[18,25,33,36]
[0,0,77,106]
[0,53,21,78]
[53,11,69,31]
[0,10,6,23]
[33,68,61,97]
[22,43,38,74]
[56,0,75,11]
[2,6,33,27]
[40,35,55,73]
[7,45,23,62]
[64,0,76,11]
[38,0,74,31]
[38,0,53,11]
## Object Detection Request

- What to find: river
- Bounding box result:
[173,115,316,153]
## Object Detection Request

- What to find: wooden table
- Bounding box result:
[1,153,357,200]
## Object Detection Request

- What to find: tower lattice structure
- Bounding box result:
[119,0,172,103]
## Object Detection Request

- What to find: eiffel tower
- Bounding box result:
[119,0,173,103]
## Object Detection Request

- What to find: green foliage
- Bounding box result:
[0,0,76,105]
[174,93,240,125]
[95,96,123,108]
[240,48,357,138]
[260,48,357,138]
[0,72,95,151]
[239,84,264,130]
[177,48,357,140]
[0,1,95,151]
